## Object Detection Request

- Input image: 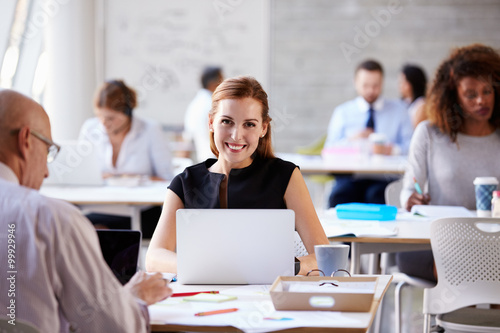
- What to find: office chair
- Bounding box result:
[294,231,309,257]
[384,178,403,209]
[423,217,500,333]
[296,134,334,209]
[383,178,436,333]
[0,318,40,333]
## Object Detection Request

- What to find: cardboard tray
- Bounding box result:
[270,276,378,312]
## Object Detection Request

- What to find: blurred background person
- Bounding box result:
[79,79,173,237]
[324,59,413,207]
[398,44,500,281]
[184,66,224,162]
[399,64,428,128]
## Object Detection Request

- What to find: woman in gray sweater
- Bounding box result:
[398,44,500,281]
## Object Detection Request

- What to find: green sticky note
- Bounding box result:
[183,293,237,303]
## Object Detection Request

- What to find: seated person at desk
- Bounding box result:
[324,59,413,207]
[0,89,171,332]
[146,76,330,275]
[398,44,500,281]
[399,64,427,128]
[79,80,173,237]
[184,66,224,162]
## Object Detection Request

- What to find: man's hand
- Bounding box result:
[125,271,172,305]
[350,128,374,140]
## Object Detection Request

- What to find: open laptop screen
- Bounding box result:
[176,209,295,284]
[96,229,141,285]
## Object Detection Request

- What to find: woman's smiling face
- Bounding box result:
[209,97,268,169]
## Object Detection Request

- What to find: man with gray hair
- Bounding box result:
[0,89,171,332]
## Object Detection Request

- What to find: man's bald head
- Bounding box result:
[0,89,52,189]
[0,90,48,133]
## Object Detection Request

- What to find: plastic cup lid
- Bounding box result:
[473,177,499,185]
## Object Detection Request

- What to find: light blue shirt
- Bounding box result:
[324,96,413,154]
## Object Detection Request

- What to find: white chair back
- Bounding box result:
[423,217,500,316]
[384,178,403,208]
[294,231,309,257]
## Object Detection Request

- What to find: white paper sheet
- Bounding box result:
[286,281,377,294]
[410,205,474,218]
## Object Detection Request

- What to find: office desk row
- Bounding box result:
[40,181,169,230]
[150,275,393,333]
[39,152,407,228]
[40,181,432,277]
[277,153,407,175]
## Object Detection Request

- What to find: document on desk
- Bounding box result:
[320,210,397,237]
[149,284,374,332]
[286,281,376,294]
[410,205,474,218]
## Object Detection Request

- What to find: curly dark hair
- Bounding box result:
[426,44,500,142]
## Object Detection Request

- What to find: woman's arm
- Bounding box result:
[401,122,431,210]
[145,189,184,273]
[284,168,329,275]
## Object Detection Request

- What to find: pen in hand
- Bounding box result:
[195,308,238,316]
[171,291,219,298]
[413,177,423,195]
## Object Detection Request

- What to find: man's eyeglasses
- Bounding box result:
[11,129,61,163]
[30,130,61,163]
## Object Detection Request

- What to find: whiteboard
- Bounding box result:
[104,0,270,126]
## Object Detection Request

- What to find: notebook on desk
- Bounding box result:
[44,140,104,186]
[176,209,295,285]
[96,229,141,285]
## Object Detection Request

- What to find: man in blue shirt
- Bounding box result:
[324,59,413,207]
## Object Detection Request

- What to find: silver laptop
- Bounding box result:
[176,209,295,284]
[44,140,104,186]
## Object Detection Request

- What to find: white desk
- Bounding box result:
[150,275,393,333]
[278,153,407,175]
[319,210,433,274]
[40,182,168,230]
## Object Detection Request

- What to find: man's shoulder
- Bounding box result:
[186,90,212,114]
[1,181,85,224]
[36,188,84,217]
[334,98,358,114]
[383,98,407,111]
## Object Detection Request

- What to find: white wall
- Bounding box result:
[22,0,500,147]
[103,0,270,125]
[270,0,500,152]
[43,0,96,141]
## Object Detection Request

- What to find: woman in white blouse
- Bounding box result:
[79,80,173,236]
[79,80,173,180]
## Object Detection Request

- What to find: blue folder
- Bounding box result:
[336,203,397,221]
